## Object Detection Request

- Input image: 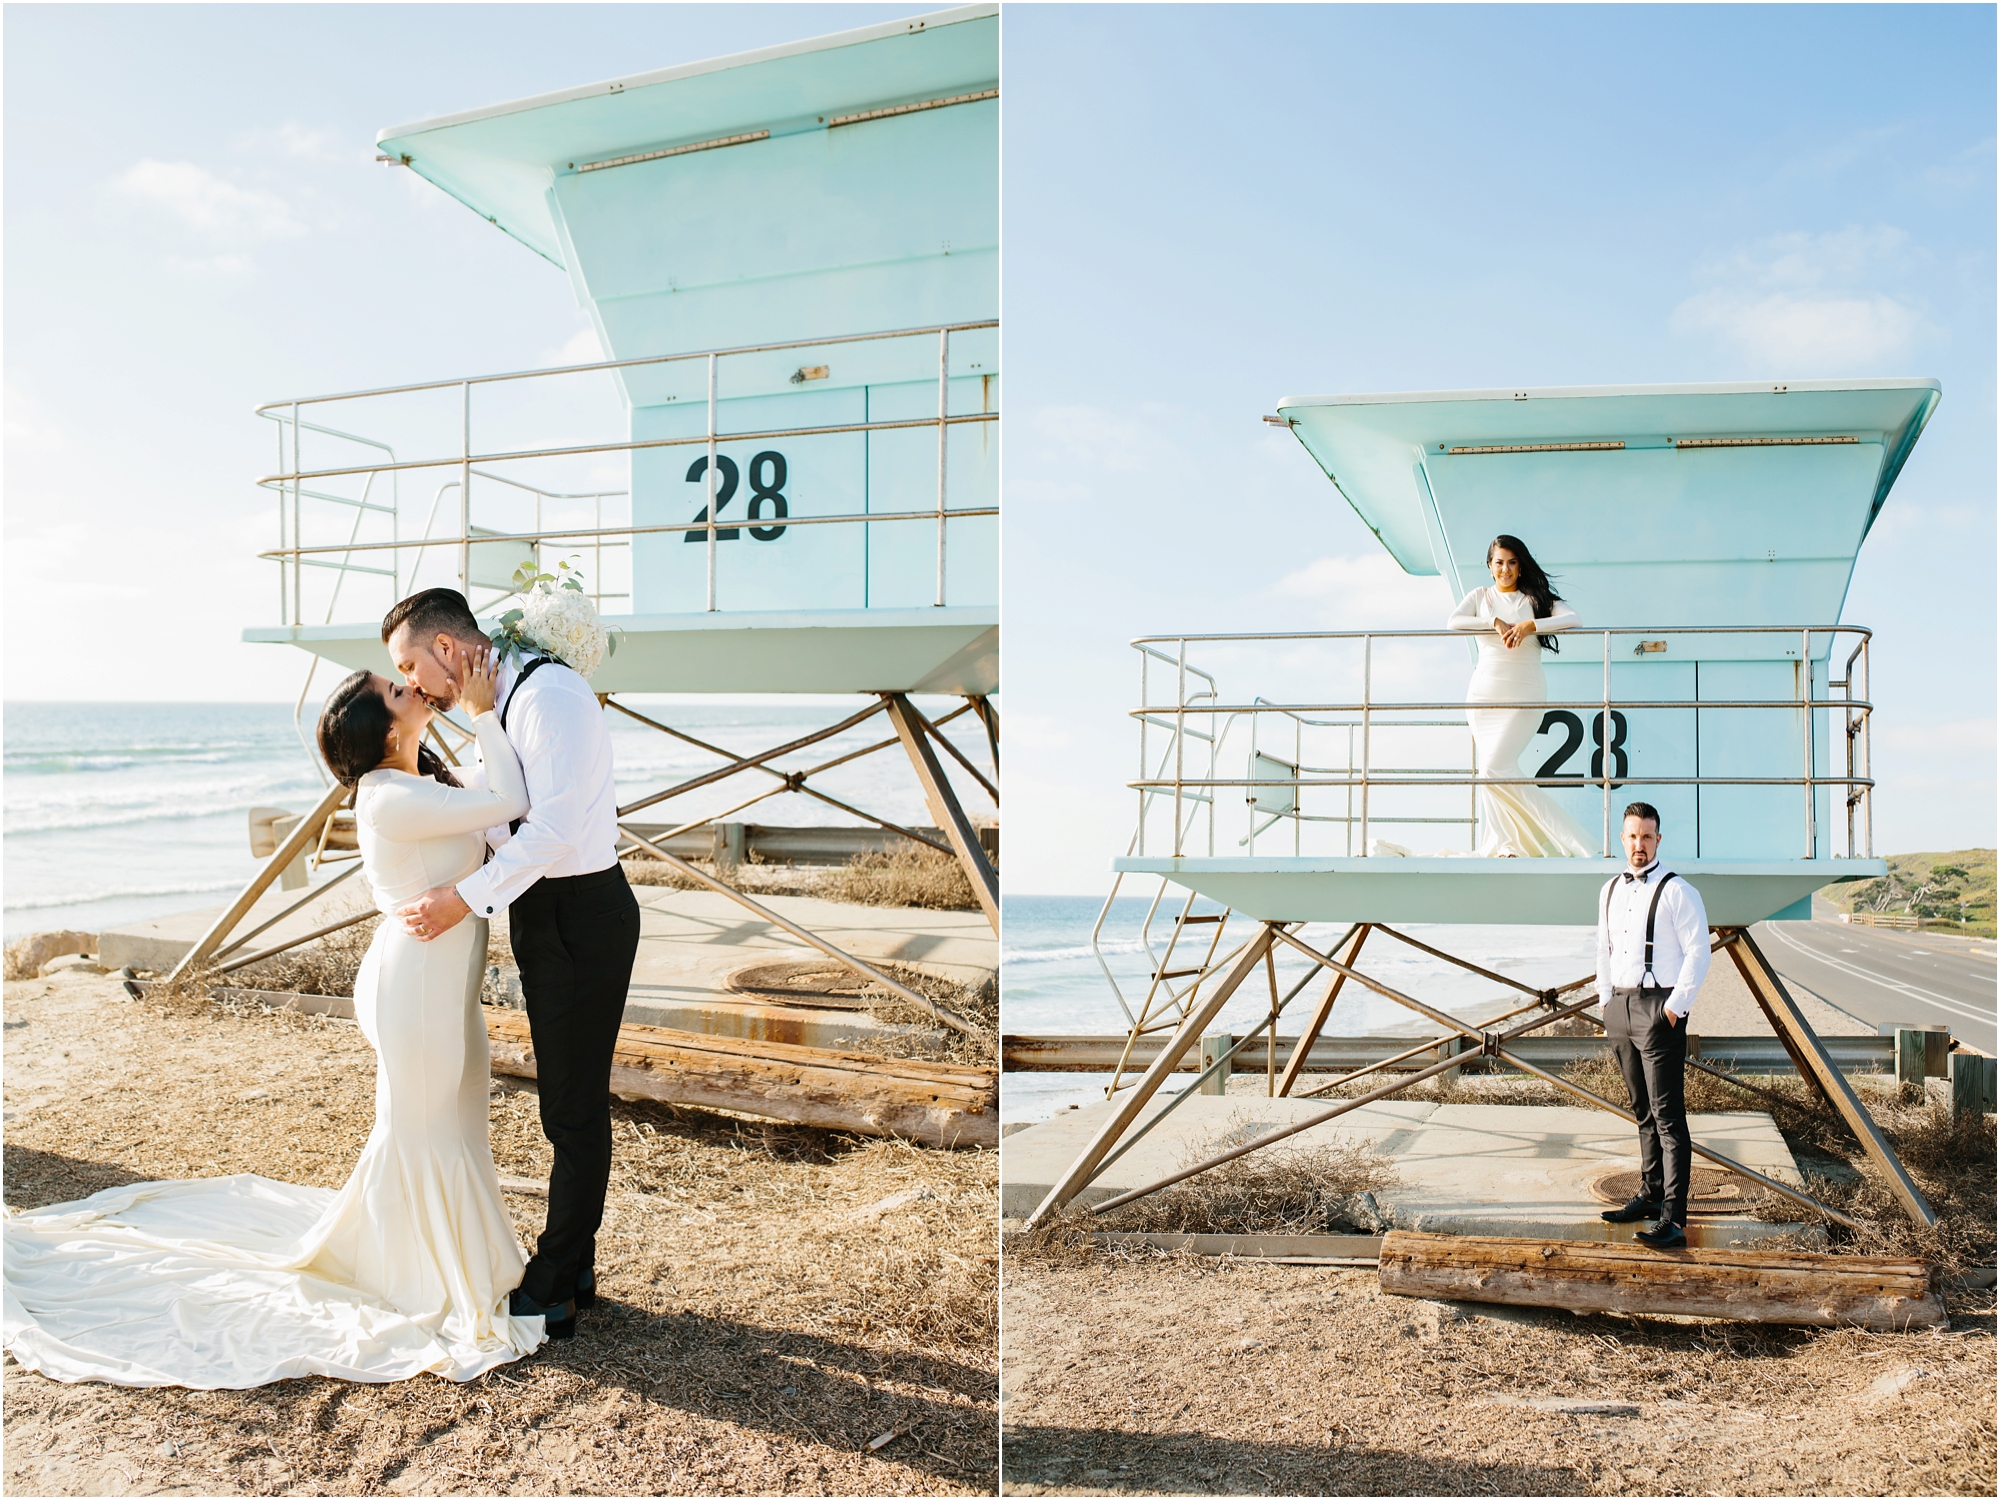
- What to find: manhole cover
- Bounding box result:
[1589,1166,1772,1216]
[726,960,892,1011]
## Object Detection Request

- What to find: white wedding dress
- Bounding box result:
[1448,586,1597,858]
[3,713,547,1388]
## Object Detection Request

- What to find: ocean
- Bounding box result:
[3,698,990,943]
[1000,892,1597,1121]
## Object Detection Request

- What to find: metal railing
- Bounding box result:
[256,319,999,624]
[1130,624,1875,863]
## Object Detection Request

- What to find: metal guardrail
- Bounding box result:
[1130,624,1875,863]
[1001,1031,1897,1075]
[256,319,999,623]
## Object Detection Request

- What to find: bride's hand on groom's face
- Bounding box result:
[457,645,501,717]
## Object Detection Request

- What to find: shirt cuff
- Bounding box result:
[456,870,503,918]
[1666,994,1692,1019]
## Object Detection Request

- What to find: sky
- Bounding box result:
[3,1,939,703]
[1001,2,1998,892]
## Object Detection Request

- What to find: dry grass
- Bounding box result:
[825,847,979,912]
[617,844,981,914]
[1084,1113,1400,1238]
[620,854,829,901]
[1001,1253,1997,1496]
[4,969,997,1496]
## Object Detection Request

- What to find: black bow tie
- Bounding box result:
[1624,869,1650,883]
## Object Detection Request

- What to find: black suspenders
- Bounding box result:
[1604,869,1682,990]
[498,657,552,834]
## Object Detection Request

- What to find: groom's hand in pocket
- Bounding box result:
[400,886,472,942]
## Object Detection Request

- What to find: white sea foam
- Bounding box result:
[6,880,242,913]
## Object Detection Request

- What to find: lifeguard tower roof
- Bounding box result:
[1275,378,1939,627]
[1114,378,1936,925]
[377,5,998,275]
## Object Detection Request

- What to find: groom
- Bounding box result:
[384,587,639,1340]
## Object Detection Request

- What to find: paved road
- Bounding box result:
[1754,898,1996,1055]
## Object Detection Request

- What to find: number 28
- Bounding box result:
[1535,709,1629,786]
[685,450,789,542]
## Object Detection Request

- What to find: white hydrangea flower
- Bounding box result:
[520,585,607,677]
[489,563,614,678]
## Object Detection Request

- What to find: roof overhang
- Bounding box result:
[376,5,998,268]
[1274,379,1939,628]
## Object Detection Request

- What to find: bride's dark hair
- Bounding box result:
[1488,534,1563,653]
[316,670,462,788]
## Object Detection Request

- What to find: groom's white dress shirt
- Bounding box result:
[1595,860,1710,1019]
[454,657,619,917]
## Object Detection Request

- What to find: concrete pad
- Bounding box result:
[1000,1093,1439,1218]
[1001,1094,1812,1248]
[105,880,993,1025]
[627,886,996,1001]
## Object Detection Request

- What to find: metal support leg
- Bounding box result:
[884,693,999,933]
[1278,924,1371,1096]
[1725,926,1937,1227]
[168,780,352,983]
[1024,923,1284,1227]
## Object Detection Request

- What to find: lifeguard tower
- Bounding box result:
[1028,378,1941,1231]
[175,9,999,1035]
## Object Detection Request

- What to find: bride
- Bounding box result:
[3,650,549,1387]
[1448,534,1598,858]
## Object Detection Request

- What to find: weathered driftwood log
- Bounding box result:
[484,1010,996,1149]
[1378,1230,1945,1331]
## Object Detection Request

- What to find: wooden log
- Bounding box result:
[483,1010,996,1149]
[1378,1230,1945,1331]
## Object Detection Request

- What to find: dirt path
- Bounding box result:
[4,970,998,1496]
[1001,1254,1994,1496]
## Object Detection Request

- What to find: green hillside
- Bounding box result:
[1821,848,1995,936]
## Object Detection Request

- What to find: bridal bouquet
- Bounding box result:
[488,560,619,678]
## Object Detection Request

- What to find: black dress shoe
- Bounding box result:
[510,1287,577,1340]
[1634,1219,1687,1249]
[574,1267,596,1311]
[1601,1195,1663,1225]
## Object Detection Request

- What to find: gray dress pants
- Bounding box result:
[1604,985,1690,1224]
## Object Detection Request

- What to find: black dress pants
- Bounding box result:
[1604,985,1691,1225]
[508,864,641,1305]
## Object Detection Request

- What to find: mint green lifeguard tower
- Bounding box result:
[208,11,997,1019]
[1029,378,1940,1232]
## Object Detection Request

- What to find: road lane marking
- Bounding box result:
[1762,925,1997,1031]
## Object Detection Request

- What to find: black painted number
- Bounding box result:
[1535,709,1629,787]
[683,455,739,541]
[686,450,788,543]
[747,450,789,541]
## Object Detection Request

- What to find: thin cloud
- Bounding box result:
[117,159,308,242]
[1670,226,1931,372]
[1267,553,1442,629]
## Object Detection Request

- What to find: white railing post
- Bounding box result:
[1359,635,1372,853]
[458,382,472,595]
[705,352,719,612]
[1601,630,1612,857]
[935,327,949,607]
[1802,627,1815,859]
[1173,639,1187,857]
[1862,636,1873,858]
[290,402,303,626]
[1138,647,1149,858]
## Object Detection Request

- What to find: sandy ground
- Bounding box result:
[3,970,998,1496]
[1000,1253,1995,1497]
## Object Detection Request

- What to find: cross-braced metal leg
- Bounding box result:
[1027,916,1928,1232]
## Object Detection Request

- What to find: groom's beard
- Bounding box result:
[416,684,457,712]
